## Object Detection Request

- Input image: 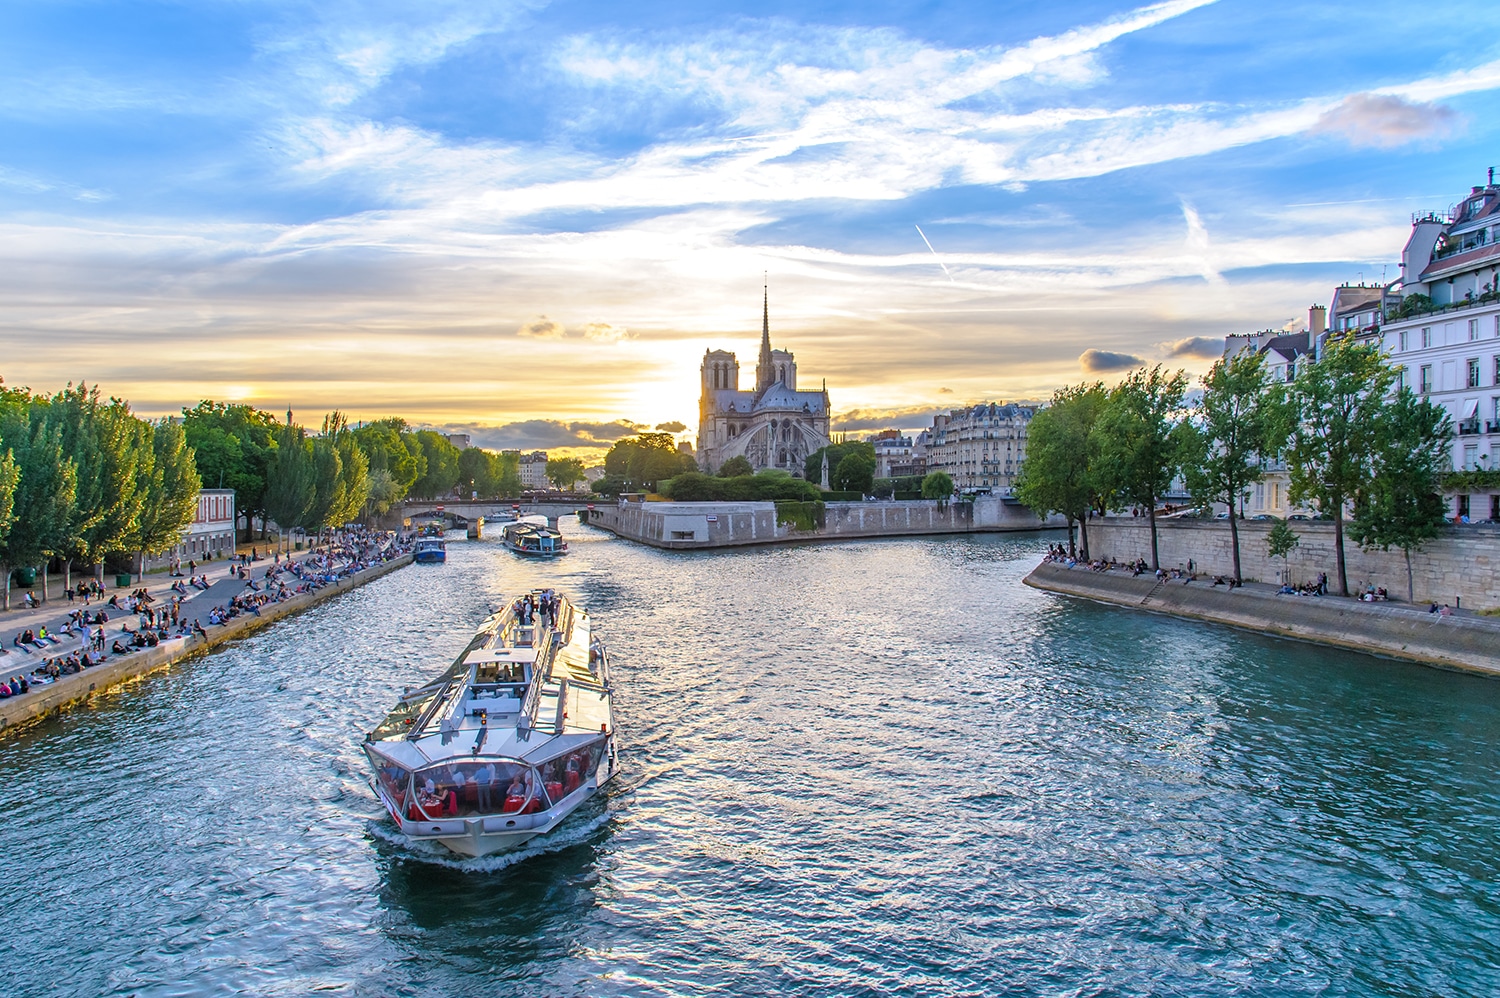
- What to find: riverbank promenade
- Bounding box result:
[1025,559,1500,676]
[0,533,414,736]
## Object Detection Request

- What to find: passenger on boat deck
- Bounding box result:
[505,774,525,800]
[475,762,496,810]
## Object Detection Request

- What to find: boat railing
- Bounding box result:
[406,679,454,740]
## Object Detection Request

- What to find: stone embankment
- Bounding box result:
[1085,518,1500,610]
[1024,561,1500,676]
[0,553,413,737]
[584,497,1063,549]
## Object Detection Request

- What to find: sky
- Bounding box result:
[2,0,1499,458]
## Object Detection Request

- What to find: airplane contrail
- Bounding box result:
[914,224,954,283]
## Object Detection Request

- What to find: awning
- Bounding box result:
[465,647,539,665]
[1463,398,1480,419]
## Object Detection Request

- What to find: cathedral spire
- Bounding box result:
[756,277,775,392]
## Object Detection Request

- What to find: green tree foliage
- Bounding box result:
[410,431,462,498]
[1092,366,1188,571]
[49,386,150,584]
[0,449,15,551]
[352,418,423,499]
[1279,335,1397,596]
[1014,383,1108,558]
[1177,352,1276,582]
[263,424,315,546]
[316,412,370,529]
[661,469,821,502]
[128,419,203,578]
[921,470,954,499]
[603,432,696,491]
[717,455,753,478]
[457,446,497,498]
[364,467,400,518]
[305,436,343,533]
[1349,388,1452,602]
[804,441,875,484]
[1265,518,1300,584]
[494,449,523,495]
[833,452,876,494]
[546,457,587,490]
[0,398,77,609]
[181,401,280,541]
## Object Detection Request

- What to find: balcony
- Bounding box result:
[1457,420,1482,436]
[1489,421,1500,434]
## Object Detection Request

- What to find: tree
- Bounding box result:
[1266,518,1299,585]
[546,457,587,490]
[128,419,202,580]
[48,386,149,587]
[0,401,77,610]
[718,455,754,478]
[0,449,15,553]
[410,431,462,498]
[494,449,523,496]
[1092,366,1188,571]
[1014,383,1108,559]
[804,441,875,483]
[1349,388,1452,602]
[352,419,423,501]
[181,401,280,541]
[263,425,315,551]
[1177,352,1275,583]
[304,436,343,535]
[921,471,954,499]
[833,452,876,494]
[603,432,695,491]
[364,467,400,518]
[456,446,496,498]
[1279,335,1397,596]
[317,412,369,529]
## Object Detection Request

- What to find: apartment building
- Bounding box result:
[923,402,1033,492]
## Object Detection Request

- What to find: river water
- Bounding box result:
[3,523,1498,996]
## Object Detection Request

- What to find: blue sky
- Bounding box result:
[2,0,1498,453]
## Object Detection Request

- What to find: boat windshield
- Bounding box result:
[365,747,412,811]
[368,689,439,742]
[408,758,549,820]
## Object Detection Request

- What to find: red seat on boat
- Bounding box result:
[502,796,524,813]
[545,781,563,801]
[563,772,581,794]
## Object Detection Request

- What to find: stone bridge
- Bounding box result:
[391,498,593,530]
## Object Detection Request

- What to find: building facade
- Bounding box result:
[1378,174,1500,520]
[922,402,1034,492]
[867,430,916,479]
[696,290,832,476]
[141,488,236,571]
[519,451,550,489]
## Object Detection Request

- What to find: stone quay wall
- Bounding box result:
[585,497,1063,550]
[1024,561,1500,676]
[0,553,414,738]
[1082,518,1500,610]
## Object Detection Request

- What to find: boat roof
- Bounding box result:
[366,590,611,772]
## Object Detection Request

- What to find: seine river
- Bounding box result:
[4,522,1499,996]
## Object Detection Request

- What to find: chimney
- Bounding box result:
[1309,304,1326,338]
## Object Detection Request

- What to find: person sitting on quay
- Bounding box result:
[111,638,128,655]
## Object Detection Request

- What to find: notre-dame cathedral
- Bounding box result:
[696,289,832,477]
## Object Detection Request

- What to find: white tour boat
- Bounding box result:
[364,589,616,857]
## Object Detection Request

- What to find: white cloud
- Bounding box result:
[1312,93,1460,148]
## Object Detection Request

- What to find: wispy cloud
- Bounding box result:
[1080,349,1145,372]
[1161,336,1223,359]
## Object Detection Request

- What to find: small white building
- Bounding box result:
[141,488,236,571]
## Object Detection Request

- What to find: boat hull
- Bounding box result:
[413,551,446,563]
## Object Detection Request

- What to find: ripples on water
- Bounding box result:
[1,524,1498,996]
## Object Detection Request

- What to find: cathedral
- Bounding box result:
[696,290,832,477]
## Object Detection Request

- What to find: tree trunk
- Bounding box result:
[1332,508,1349,596]
[62,558,71,596]
[137,550,145,584]
[1066,516,1076,558]
[1148,503,1160,571]
[1405,547,1414,604]
[38,562,46,603]
[1228,508,1242,584]
[1080,515,1091,562]
[1,563,10,611]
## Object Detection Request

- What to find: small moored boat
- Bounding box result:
[364,590,616,857]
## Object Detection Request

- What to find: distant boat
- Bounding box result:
[503,516,568,557]
[363,589,616,857]
[413,537,447,563]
